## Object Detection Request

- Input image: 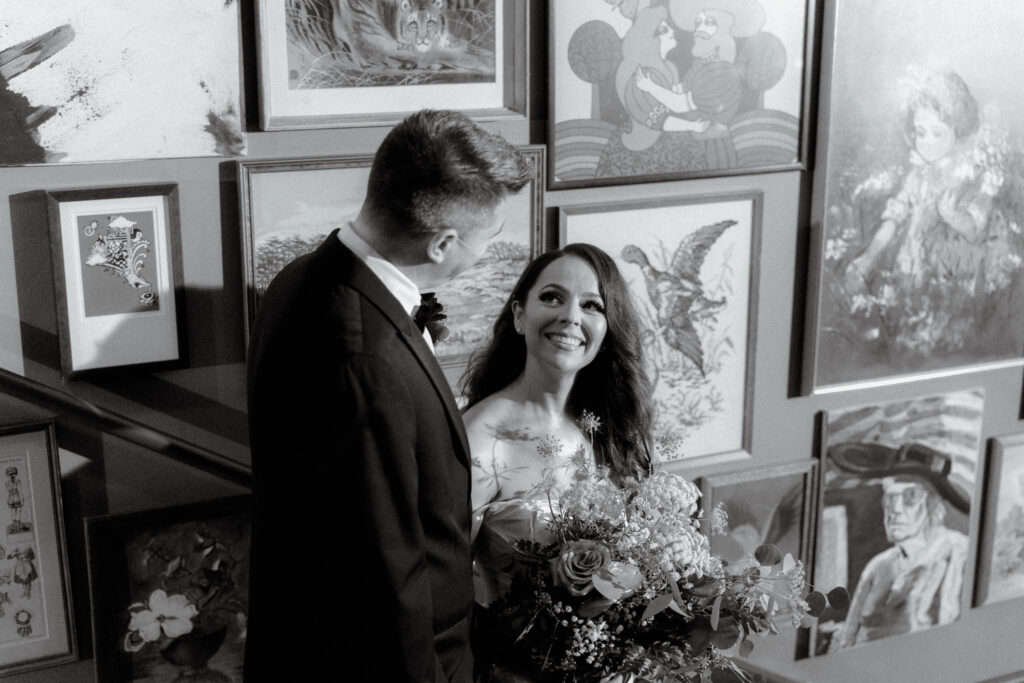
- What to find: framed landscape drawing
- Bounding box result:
[559,192,761,464]
[810,389,983,656]
[699,460,817,569]
[804,0,1024,393]
[46,185,186,380]
[256,0,527,129]
[238,145,545,370]
[548,0,813,189]
[0,422,76,676]
[0,0,245,165]
[86,495,251,683]
[975,433,1024,607]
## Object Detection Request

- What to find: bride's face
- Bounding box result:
[513,256,608,375]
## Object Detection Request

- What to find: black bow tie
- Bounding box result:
[413,292,449,343]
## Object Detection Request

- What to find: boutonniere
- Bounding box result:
[414,292,449,344]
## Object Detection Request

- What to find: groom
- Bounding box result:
[246,110,530,681]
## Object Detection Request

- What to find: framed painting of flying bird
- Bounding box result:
[559,191,762,465]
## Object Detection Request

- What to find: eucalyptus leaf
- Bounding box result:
[641,593,674,621]
[710,595,723,630]
[754,544,783,566]
[828,586,851,610]
[578,598,614,619]
[740,637,754,656]
[806,591,827,617]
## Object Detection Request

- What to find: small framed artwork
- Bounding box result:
[548,0,814,189]
[810,389,984,656]
[699,460,817,569]
[803,0,1024,394]
[85,495,252,683]
[975,433,1024,607]
[559,192,761,465]
[46,185,186,380]
[238,146,545,370]
[0,421,77,676]
[255,0,527,130]
[0,1,245,165]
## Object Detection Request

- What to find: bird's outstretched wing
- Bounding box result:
[668,219,737,282]
[664,294,704,375]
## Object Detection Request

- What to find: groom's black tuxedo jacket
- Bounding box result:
[245,231,474,682]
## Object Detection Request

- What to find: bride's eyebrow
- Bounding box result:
[539,283,603,299]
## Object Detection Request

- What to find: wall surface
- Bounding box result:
[1,1,1023,681]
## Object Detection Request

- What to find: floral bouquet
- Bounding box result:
[478,415,847,682]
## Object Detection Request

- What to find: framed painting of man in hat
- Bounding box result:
[808,389,983,656]
[548,0,814,189]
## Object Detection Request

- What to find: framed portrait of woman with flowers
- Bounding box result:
[804,0,1024,393]
[85,495,251,682]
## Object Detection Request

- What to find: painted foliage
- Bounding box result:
[812,389,983,655]
[0,0,245,165]
[562,195,757,462]
[286,0,496,89]
[810,1,1024,390]
[551,0,807,186]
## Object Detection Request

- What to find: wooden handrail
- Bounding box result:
[0,366,251,487]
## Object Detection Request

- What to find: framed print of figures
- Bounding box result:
[0,0,245,165]
[46,185,187,380]
[238,145,545,368]
[975,433,1024,607]
[256,0,527,130]
[559,192,761,464]
[85,495,251,683]
[0,422,76,676]
[548,0,813,189]
[699,460,817,569]
[804,0,1024,393]
[810,389,984,656]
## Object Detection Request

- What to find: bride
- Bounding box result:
[460,243,655,680]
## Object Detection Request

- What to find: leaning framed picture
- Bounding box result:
[810,389,984,656]
[803,0,1024,394]
[45,185,186,380]
[559,192,761,464]
[699,460,817,569]
[0,0,245,165]
[0,421,77,676]
[256,0,527,130]
[974,433,1024,607]
[238,145,545,370]
[85,495,252,683]
[548,0,814,189]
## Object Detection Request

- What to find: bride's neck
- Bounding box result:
[505,365,575,421]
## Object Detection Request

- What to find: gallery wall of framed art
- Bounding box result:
[2,1,1024,682]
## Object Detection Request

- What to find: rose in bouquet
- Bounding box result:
[480,416,847,682]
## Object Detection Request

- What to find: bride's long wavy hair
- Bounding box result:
[460,243,654,480]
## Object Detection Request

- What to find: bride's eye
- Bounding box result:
[582,299,606,314]
[538,290,563,304]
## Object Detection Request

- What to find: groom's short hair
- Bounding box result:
[364,109,530,239]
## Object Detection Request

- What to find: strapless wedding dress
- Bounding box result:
[473,498,557,606]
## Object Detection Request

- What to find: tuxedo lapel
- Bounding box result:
[316,232,471,467]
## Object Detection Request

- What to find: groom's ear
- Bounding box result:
[425,229,459,264]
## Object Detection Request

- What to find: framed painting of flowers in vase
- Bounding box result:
[85,495,251,682]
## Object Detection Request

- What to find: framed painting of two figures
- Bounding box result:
[804,0,1024,393]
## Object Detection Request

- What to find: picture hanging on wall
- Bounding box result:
[548,0,814,189]
[804,0,1024,394]
[238,146,545,372]
[255,0,527,130]
[974,432,1024,607]
[810,389,983,656]
[698,460,817,570]
[0,0,245,165]
[85,495,251,683]
[559,192,761,465]
[46,185,187,381]
[0,422,77,677]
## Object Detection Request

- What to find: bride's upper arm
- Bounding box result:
[465,405,502,510]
